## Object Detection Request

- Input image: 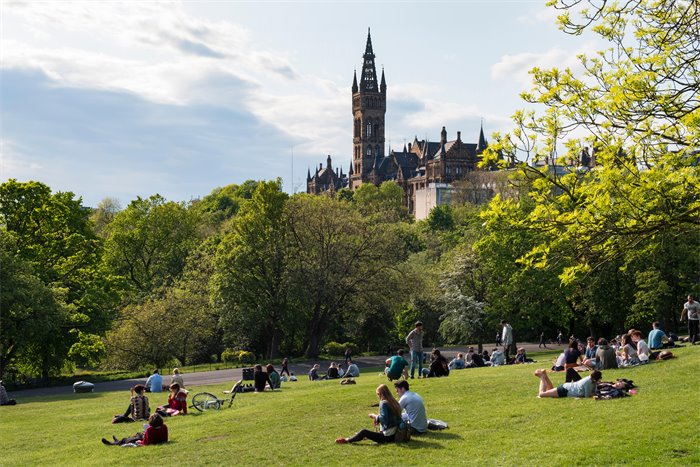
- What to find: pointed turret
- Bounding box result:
[326,154,332,171]
[380,67,386,93]
[307,168,311,181]
[348,162,354,176]
[477,120,488,152]
[352,70,358,94]
[360,28,378,92]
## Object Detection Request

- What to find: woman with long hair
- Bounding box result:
[336,384,402,444]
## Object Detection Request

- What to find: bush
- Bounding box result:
[221,348,256,364]
[323,341,355,356]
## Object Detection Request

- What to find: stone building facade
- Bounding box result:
[307,30,494,214]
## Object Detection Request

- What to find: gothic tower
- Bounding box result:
[349,28,386,190]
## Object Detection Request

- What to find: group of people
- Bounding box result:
[308,360,360,381]
[144,368,184,394]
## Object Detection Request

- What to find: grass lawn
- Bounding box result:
[2,346,699,466]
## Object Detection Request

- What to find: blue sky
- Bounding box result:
[1,1,598,206]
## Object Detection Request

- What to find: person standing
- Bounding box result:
[556,331,563,345]
[680,295,700,344]
[280,357,291,377]
[394,380,428,434]
[501,320,513,361]
[405,321,424,379]
[344,347,352,365]
[539,332,547,349]
[495,331,502,347]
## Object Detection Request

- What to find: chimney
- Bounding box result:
[457,131,461,141]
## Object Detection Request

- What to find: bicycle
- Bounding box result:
[190,380,242,412]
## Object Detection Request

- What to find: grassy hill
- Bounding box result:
[2,346,699,466]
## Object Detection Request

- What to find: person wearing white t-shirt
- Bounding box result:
[394,380,428,434]
[680,295,700,344]
[630,330,650,362]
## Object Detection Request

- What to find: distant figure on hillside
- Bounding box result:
[501,320,513,361]
[145,369,162,393]
[102,413,168,446]
[424,349,449,378]
[514,348,533,364]
[406,321,424,379]
[266,364,281,389]
[495,331,502,347]
[385,349,409,381]
[0,380,16,406]
[533,368,602,398]
[467,351,486,368]
[539,332,547,349]
[648,322,669,350]
[556,331,563,345]
[253,364,274,391]
[344,347,353,365]
[448,353,466,370]
[345,359,360,378]
[595,338,618,370]
[325,362,340,380]
[489,348,505,366]
[309,364,321,381]
[335,384,403,444]
[280,357,291,377]
[170,368,184,388]
[680,294,700,344]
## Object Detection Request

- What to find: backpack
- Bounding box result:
[394,420,411,443]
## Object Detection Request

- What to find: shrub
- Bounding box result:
[237,350,255,364]
[323,341,355,356]
[221,348,237,364]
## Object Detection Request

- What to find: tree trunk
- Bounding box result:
[305,303,326,358]
[269,328,281,359]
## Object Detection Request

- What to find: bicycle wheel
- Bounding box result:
[191,392,221,411]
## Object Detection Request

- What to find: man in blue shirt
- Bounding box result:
[145,369,163,393]
[648,322,668,349]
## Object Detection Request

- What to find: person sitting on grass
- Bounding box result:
[648,322,669,350]
[385,350,409,381]
[467,351,486,368]
[618,334,640,367]
[335,384,403,444]
[122,384,150,421]
[594,338,618,370]
[448,353,466,370]
[325,362,341,380]
[0,380,16,406]
[309,364,321,381]
[630,330,651,362]
[424,349,449,377]
[102,413,168,446]
[170,368,184,388]
[266,364,281,389]
[344,359,360,378]
[514,348,533,364]
[394,380,428,435]
[533,369,602,398]
[253,364,274,392]
[489,347,505,366]
[157,383,187,416]
[145,369,162,393]
[564,340,584,372]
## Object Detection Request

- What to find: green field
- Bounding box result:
[2,347,699,466]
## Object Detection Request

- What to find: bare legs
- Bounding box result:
[534,369,559,398]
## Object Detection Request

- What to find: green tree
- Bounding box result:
[103,194,199,297]
[214,180,291,358]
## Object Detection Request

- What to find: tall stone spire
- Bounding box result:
[352,69,358,93]
[360,28,378,92]
[477,119,488,152]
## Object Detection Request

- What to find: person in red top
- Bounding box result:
[157,383,188,416]
[102,413,168,446]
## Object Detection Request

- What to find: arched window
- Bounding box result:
[367,147,372,156]
[367,122,372,137]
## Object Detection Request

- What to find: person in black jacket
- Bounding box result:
[253,365,274,392]
[425,349,449,377]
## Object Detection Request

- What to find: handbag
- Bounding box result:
[394,420,411,443]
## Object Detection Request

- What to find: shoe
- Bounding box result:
[335,437,348,444]
[101,438,112,446]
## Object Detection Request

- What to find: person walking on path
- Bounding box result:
[539,332,547,349]
[280,357,291,377]
[556,331,563,346]
[406,322,424,379]
[680,295,700,344]
[501,320,513,361]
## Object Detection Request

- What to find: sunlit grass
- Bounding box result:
[1,346,698,466]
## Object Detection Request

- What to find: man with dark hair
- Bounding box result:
[405,322,424,379]
[534,368,603,398]
[145,369,162,393]
[394,380,427,434]
[595,338,617,370]
[680,295,700,344]
[385,349,409,381]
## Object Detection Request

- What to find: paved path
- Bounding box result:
[9,342,560,399]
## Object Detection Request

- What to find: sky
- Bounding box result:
[0,0,599,207]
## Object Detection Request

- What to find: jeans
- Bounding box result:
[689,320,699,343]
[410,350,423,378]
[347,429,395,444]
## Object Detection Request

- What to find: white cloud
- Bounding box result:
[490,43,598,87]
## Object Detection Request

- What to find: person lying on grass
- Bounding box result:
[534,369,602,398]
[102,413,168,446]
[336,384,403,444]
[156,383,187,416]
